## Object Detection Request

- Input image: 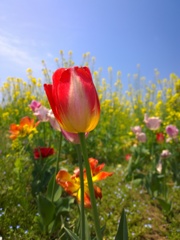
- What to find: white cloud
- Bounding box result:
[0,30,42,71]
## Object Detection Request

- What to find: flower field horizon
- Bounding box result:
[0,51,180,239]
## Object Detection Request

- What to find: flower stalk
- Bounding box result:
[75,145,85,240]
[51,132,63,202]
[79,132,102,240]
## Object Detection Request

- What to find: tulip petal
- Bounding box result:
[52,68,67,86]
[20,116,32,126]
[46,66,100,133]
[92,172,113,182]
[94,185,102,199]
[56,170,79,194]
[89,158,105,174]
[44,84,62,125]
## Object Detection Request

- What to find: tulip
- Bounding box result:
[125,154,132,161]
[144,114,161,130]
[9,116,39,140]
[131,126,142,135]
[44,66,100,133]
[61,128,89,144]
[156,132,165,143]
[29,100,41,112]
[33,106,49,122]
[56,158,113,208]
[47,109,61,131]
[29,100,49,122]
[33,147,55,159]
[166,125,179,138]
[160,149,171,159]
[136,132,147,143]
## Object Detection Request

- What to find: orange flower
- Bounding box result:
[56,158,113,208]
[44,66,100,133]
[9,116,39,140]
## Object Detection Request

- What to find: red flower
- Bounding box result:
[44,66,100,133]
[33,147,55,159]
[125,154,132,161]
[156,132,165,143]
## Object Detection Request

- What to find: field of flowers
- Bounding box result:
[0,52,180,239]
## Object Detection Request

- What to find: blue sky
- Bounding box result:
[0,0,180,90]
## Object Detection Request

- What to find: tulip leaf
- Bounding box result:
[37,195,55,227]
[92,225,106,240]
[64,226,80,240]
[84,212,91,240]
[157,197,172,214]
[115,208,128,240]
[56,197,74,214]
[46,173,62,202]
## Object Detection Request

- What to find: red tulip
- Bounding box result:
[44,66,100,133]
[33,147,55,159]
[125,154,132,161]
[156,132,165,143]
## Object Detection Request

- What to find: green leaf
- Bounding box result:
[84,212,91,240]
[37,195,55,227]
[157,197,172,213]
[92,225,106,240]
[46,173,62,202]
[56,197,74,214]
[115,208,128,240]
[132,178,143,186]
[64,226,80,240]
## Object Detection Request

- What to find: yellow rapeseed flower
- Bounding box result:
[31,78,37,84]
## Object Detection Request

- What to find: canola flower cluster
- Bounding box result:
[0,52,180,239]
[0,51,180,162]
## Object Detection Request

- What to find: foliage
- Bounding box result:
[0,51,180,239]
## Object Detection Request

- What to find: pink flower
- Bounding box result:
[33,106,49,122]
[136,132,146,143]
[29,100,49,122]
[29,100,41,112]
[61,128,89,144]
[144,114,161,130]
[131,126,142,134]
[166,125,179,138]
[160,149,171,159]
[47,110,61,131]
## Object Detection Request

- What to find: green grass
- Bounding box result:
[0,55,180,239]
[0,140,179,240]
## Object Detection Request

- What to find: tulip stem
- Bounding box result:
[51,132,63,202]
[75,145,85,240]
[79,133,102,240]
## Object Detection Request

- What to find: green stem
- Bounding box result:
[75,145,85,240]
[78,133,102,240]
[43,122,46,144]
[51,132,63,202]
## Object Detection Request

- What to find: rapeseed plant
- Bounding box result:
[0,52,180,239]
